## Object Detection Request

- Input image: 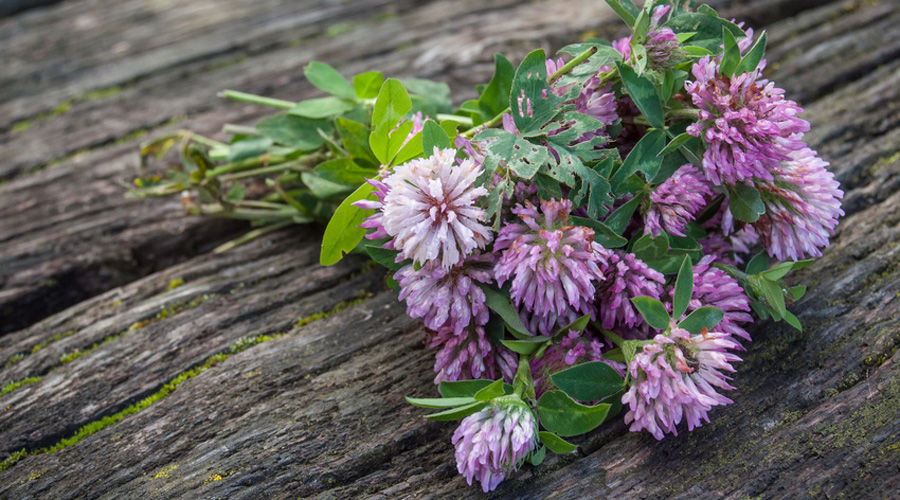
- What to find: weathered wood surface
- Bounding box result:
[0,0,898,498]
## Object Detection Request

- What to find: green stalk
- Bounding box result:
[218,161,309,182]
[206,155,289,179]
[219,90,295,110]
[666,108,701,120]
[222,124,263,137]
[460,109,508,139]
[213,221,293,253]
[436,113,474,126]
[547,46,598,84]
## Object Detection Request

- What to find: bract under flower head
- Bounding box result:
[381,147,492,268]
[622,323,742,440]
[686,55,809,186]
[494,199,609,334]
[452,397,538,492]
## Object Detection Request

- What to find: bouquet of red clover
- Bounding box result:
[133,0,843,491]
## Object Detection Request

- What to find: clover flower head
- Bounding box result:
[494,199,609,333]
[752,147,844,261]
[428,326,517,385]
[645,164,713,237]
[452,398,538,492]
[686,56,809,186]
[596,252,665,330]
[396,252,493,335]
[622,323,742,440]
[381,147,492,268]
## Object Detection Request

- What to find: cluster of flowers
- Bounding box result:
[350,2,843,492]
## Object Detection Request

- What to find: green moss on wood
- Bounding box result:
[0,377,42,398]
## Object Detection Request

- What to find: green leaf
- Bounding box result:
[371,120,408,166]
[570,216,627,249]
[320,183,375,266]
[719,27,742,77]
[551,314,592,339]
[439,379,513,398]
[401,78,452,115]
[783,310,802,331]
[474,379,505,401]
[335,118,378,166]
[301,172,354,198]
[736,31,767,75]
[678,306,724,334]
[728,184,766,223]
[527,445,547,466]
[537,391,610,437]
[631,296,671,330]
[425,401,488,421]
[604,0,636,27]
[632,232,670,262]
[314,158,377,186]
[468,54,515,124]
[304,61,356,99]
[761,279,788,318]
[226,137,273,163]
[289,96,356,119]
[256,114,330,150]
[658,132,693,158]
[421,120,452,154]
[661,70,676,103]
[539,432,578,454]
[663,13,746,53]
[673,256,694,320]
[475,129,548,180]
[761,261,795,281]
[631,6,651,45]
[371,78,412,128]
[550,361,625,402]
[611,128,666,192]
[481,285,531,338]
[745,252,769,275]
[789,285,807,302]
[405,396,476,409]
[501,337,551,356]
[225,183,245,203]
[389,124,423,166]
[616,63,664,129]
[682,45,715,57]
[791,259,814,271]
[510,49,564,135]
[605,194,643,235]
[353,71,384,99]
[364,244,405,271]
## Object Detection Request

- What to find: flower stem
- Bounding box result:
[206,154,289,179]
[213,221,294,254]
[219,90,295,110]
[547,46,598,85]
[666,108,701,120]
[222,124,262,137]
